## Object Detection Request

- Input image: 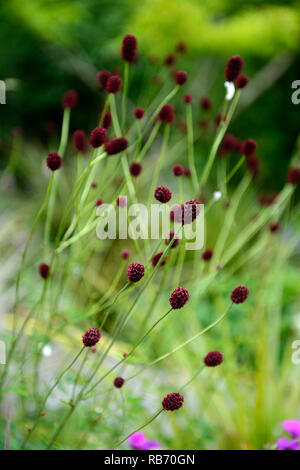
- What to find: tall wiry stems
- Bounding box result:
[186,103,199,194]
[121,62,129,130]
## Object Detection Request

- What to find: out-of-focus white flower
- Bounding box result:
[42,345,53,357]
[224,81,235,101]
[213,191,222,201]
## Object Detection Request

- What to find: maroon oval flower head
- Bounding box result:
[219,134,241,157]
[114,376,125,388]
[102,110,112,130]
[95,199,103,207]
[287,167,300,185]
[165,230,179,249]
[200,96,212,111]
[174,70,188,86]
[105,75,122,94]
[183,94,193,104]
[82,328,101,347]
[121,249,130,260]
[202,249,213,261]
[127,263,145,282]
[91,182,98,188]
[247,155,260,179]
[235,74,249,89]
[89,127,106,148]
[224,55,244,82]
[134,107,145,119]
[181,199,201,225]
[97,70,111,89]
[269,222,281,233]
[172,164,184,177]
[117,196,127,208]
[73,130,87,153]
[164,54,176,67]
[105,137,128,155]
[157,104,175,123]
[151,252,166,267]
[241,139,257,157]
[214,112,226,127]
[46,152,62,171]
[204,351,223,367]
[39,263,50,279]
[121,34,137,63]
[184,167,191,177]
[62,90,78,109]
[130,162,142,177]
[154,186,172,203]
[169,286,189,309]
[162,392,184,411]
[231,285,249,304]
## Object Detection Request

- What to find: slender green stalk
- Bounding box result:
[121,62,129,130]
[186,103,199,194]
[114,409,163,449]
[147,124,170,206]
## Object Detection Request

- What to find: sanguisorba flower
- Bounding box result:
[224,55,244,82]
[204,351,223,367]
[169,287,189,309]
[287,167,300,185]
[247,155,260,179]
[82,328,101,347]
[38,263,50,279]
[172,165,184,176]
[172,199,201,225]
[202,249,213,261]
[95,199,103,207]
[241,139,257,158]
[162,392,184,411]
[151,252,166,267]
[46,152,62,171]
[121,34,138,63]
[129,162,142,177]
[97,70,111,89]
[200,96,212,111]
[102,110,112,130]
[154,186,172,203]
[165,230,179,249]
[105,75,122,94]
[134,107,145,119]
[62,90,78,109]
[73,130,87,153]
[157,104,175,123]
[235,75,249,89]
[117,196,127,207]
[183,94,193,104]
[127,263,145,282]
[121,249,130,260]
[113,377,125,388]
[105,137,128,155]
[89,127,106,148]
[174,70,188,85]
[269,222,281,233]
[231,285,249,304]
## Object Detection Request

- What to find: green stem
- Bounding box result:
[186,103,199,194]
[121,62,129,130]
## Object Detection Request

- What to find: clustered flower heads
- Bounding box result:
[169,286,190,309]
[73,130,87,153]
[224,55,244,82]
[105,137,128,155]
[113,377,125,388]
[62,90,78,109]
[204,351,224,367]
[127,263,145,282]
[89,127,106,148]
[38,263,50,279]
[82,328,101,347]
[157,103,175,123]
[162,392,184,411]
[174,70,188,85]
[154,186,172,203]
[105,75,122,94]
[46,152,62,171]
[235,74,249,89]
[172,164,184,176]
[97,70,111,89]
[231,285,249,304]
[121,34,138,63]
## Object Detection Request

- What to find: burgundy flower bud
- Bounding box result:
[172,164,184,176]
[287,167,300,185]
[241,139,257,157]
[73,130,87,153]
[247,155,260,179]
[134,107,145,119]
[89,127,106,148]
[235,75,249,89]
[219,134,241,157]
[204,351,223,367]
[105,137,128,155]
[62,90,78,109]
[91,182,98,188]
[151,252,166,267]
[183,94,193,103]
[127,263,145,282]
[224,55,244,82]
[130,162,142,177]
[105,75,122,94]
[162,392,184,411]
[181,199,201,225]
[231,285,249,304]
[175,41,186,54]
[202,249,213,261]
[82,328,101,347]
[97,70,111,89]
[157,104,175,123]
[200,96,212,111]
[102,111,112,130]
[269,222,280,233]
[184,167,191,177]
[164,54,176,66]
[95,199,103,207]
[154,186,172,203]
[165,230,179,249]
[121,249,130,260]
[174,70,188,85]
[39,263,50,279]
[114,376,125,388]
[46,152,62,171]
[117,196,127,207]
[121,34,137,63]
[214,112,226,127]
[169,287,189,309]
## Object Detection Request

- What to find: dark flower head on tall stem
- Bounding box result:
[102,110,112,130]
[134,107,145,119]
[241,139,257,157]
[121,34,137,63]
[204,351,223,367]
[231,285,249,304]
[121,249,130,260]
[200,96,212,111]
[73,130,87,153]
[62,90,78,109]
[247,155,260,179]
[113,376,125,388]
[165,230,179,248]
[89,127,106,148]
[105,137,128,155]
[183,94,193,104]
[82,328,101,347]
[287,167,300,185]
[164,54,176,66]
[235,75,249,89]
[46,152,62,171]
[127,263,145,282]
[117,196,127,207]
[172,164,184,176]
[154,186,172,203]
[224,55,244,82]
[157,104,175,123]
[130,162,142,177]
[202,249,213,261]
[105,75,122,94]
[97,70,111,89]
[39,263,50,279]
[151,252,166,267]
[174,71,188,85]
[169,287,189,309]
[162,392,184,411]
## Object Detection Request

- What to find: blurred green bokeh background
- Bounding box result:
[0,0,300,189]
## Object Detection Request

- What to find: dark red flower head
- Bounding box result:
[46,152,62,171]
[219,134,241,157]
[169,287,190,309]
[204,351,223,367]
[151,252,166,267]
[105,137,128,155]
[165,231,179,249]
[183,94,193,104]
[174,70,188,85]
[127,263,145,282]
[121,249,130,260]
[184,167,191,177]
[39,263,50,279]
[269,222,281,233]
[162,392,184,411]
[114,376,125,388]
[241,139,257,157]
[130,162,142,177]
[247,155,260,179]
[287,167,300,185]
[62,90,78,109]
[82,328,101,347]
[91,182,98,188]
[225,55,244,82]
[258,193,278,206]
[172,164,184,177]
[105,75,122,94]
[134,107,145,119]
[97,70,111,89]
[89,127,106,148]
[202,249,213,261]
[231,285,249,304]
[154,186,172,203]
[102,111,112,130]
[164,54,176,66]
[95,199,103,207]
[73,130,87,153]
[157,104,175,123]
[200,96,212,111]
[172,199,201,225]
[235,75,249,89]
[121,34,137,63]
[214,112,226,127]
